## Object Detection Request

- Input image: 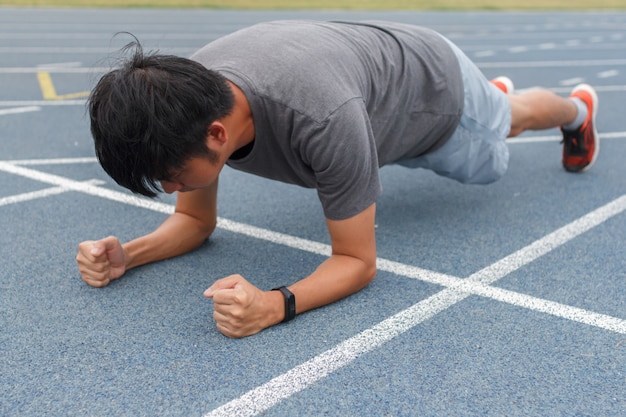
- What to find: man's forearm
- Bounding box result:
[288,253,377,315]
[205,203,377,337]
[123,211,215,270]
[286,203,378,316]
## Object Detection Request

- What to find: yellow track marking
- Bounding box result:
[37,71,89,100]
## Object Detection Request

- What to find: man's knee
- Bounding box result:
[508,95,528,137]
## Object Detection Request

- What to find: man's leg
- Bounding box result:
[508,90,578,137]
[505,84,599,172]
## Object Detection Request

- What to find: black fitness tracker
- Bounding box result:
[272,286,296,323]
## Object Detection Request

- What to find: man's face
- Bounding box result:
[159,156,221,194]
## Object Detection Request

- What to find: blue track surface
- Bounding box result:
[1,8,625,417]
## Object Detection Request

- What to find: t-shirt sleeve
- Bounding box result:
[301,98,382,221]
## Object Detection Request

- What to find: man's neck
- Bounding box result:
[224,81,255,153]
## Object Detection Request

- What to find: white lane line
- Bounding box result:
[538,42,557,50]
[7,157,98,165]
[218,217,331,257]
[0,47,197,55]
[509,46,529,53]
[0,106,41,116]
[477,59,626,68]
[1,58,626,73]
[37,61,84,68]
[205,193,626,417]
[509,135,561,143]
[461,41,624,52]
[508,134,560,143]
[469,193,626,284]
[597,131,626,139]
[0,32,221,40]
[0,161,174,214]
[461,282,626,334]
[0,66,108,73]
[0,179,104,207]
[508,131,626,144]
[0,100,86,107]
[205,282,626,417]
[560,77,585,86]
[598,70,619,78]
[204,288,470,417]
[377,255,626,334]
[515,85,626,94]
[1,161,624,415]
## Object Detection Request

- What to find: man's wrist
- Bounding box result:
[263,289,287,325]
[120,241,137,270]
[272,286,296,323]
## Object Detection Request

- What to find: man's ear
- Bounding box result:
[206,121,228,147]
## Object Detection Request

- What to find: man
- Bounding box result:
[76,20,599,338]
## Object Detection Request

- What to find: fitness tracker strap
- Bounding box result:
[272,286,296,323]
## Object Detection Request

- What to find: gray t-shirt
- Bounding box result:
[191,20,463,220]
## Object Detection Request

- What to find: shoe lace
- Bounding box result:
[562,127,587,155]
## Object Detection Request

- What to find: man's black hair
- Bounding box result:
[88,40,235,197]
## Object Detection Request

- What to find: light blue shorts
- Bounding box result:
[398,38,512,184]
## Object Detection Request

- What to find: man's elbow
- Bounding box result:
[184,214,216,245]
[361,261,378,288]
[204,219,217,238]
[198,219,217,242]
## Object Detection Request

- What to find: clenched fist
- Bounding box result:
[204,275,284,338]
[76,236,127,287]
